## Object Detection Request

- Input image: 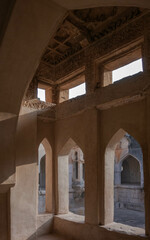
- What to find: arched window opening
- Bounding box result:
[39,156,46,190]
[121,157,141,185]
[75,161,78,179]
[105,130,145,229]
[75,151,78,179]
[58,138,85,217]
[38,144,46,213]
[38,139,52,214]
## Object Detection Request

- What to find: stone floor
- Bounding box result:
[69,197,145,229]
[70,206,145,229]
[114,208,145,228]
[38,234,67,240]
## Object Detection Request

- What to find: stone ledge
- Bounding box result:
[38,72,149,120]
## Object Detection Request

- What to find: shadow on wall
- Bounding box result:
[0,116,17,185]
[27,216,54,240]
[10,111,53,240]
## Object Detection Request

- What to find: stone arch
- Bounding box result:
[57,138,85,215]
[58,138,78,156]
[39,155,46,190]
[38,138,53,213]
[104,128,126,224]
[112,135,145,227]
[104,128,145,225]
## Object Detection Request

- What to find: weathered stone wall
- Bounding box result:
[114,186,144,211]
[114,135,144,211]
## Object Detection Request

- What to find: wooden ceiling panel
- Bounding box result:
[39,6,145,66]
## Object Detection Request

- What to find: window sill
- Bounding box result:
[101,222,145,237]
[114,184,143,189]
[55,212,85,223]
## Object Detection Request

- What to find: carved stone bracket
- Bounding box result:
[23,98,56,110]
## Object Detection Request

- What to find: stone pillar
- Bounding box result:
[85,54,96,94]
[78,162,83,182]
[57,156,69,214]
[84,109,98,224]
[85,53,105,93]
[25,77,38,100]
[45,87,52,103]
[52,85,60,104]
[114,164,121,185]
[103,68,112,86]
[95,65,105,88]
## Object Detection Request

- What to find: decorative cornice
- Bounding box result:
[23,98,56,110]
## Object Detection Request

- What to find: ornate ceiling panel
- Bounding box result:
[40,6,145,66]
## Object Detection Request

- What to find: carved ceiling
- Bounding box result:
[41,6,145,66]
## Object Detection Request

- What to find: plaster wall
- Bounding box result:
[114,186,144,211]
[10,112,54,239]
[0,117,16,240]
[0,117,16,185]
[99,100,146,149]
[11,112,37,240]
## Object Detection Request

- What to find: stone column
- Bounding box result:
[103,68,112,86]
[85,52,105,93]
[57,155,69,214]
[114,164,121,185]
[85,54,96,94]
[84,109,99,224]
[45,87,52,103]
[52,85,60,104]
[95,64,105,88]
